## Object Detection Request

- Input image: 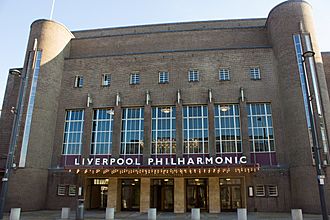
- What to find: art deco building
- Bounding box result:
[0,0,330,214]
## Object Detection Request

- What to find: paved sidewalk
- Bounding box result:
[2,210,328,220]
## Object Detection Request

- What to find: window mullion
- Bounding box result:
[124,109,128,155]
[201,106,204,154]
[139,108,142,155]
[66,111,71,155]
[155,108,158,155]
[109,111,113,154]
[250,104,255,153]
[233,105,237,153]
[94,110,99,154]
[170,108,172,154]
[186,107,190,154]
[79,111,84,155]
[218,106,221,154]
[264,104,271,152]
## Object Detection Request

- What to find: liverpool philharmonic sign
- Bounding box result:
[73,156,247,167]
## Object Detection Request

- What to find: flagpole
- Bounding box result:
[50,0,56,20]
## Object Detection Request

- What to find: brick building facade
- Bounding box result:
[1,0,330,214]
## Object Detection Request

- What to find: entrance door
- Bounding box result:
[220,178,242,211]
[186,179,208,211]
[121,179,140,211]
[150,179,174,211]
[89,178,108,209]
[100,186,108,209]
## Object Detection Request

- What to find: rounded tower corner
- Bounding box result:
[264,0,330,212]
[28,19,74,63]
[266,0,316,56]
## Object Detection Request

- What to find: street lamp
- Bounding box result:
[302,50,329,220]
[302,51,315,59]
[8,69,22,77]
[0,68,25,219]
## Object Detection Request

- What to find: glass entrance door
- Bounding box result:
[220,178,242,211]
[121,179,140,211]
[100,186,108,208]
[150,179,174,211]
[89,178,108,209]
[186,179,208,211]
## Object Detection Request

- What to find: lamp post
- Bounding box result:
[302,50,329,220]
[0,69,25,219]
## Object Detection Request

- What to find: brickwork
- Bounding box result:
[107,177,119,211]
[140,178,151,213]
[267,0,330,212]
[174,178,185,213]
[73,19,267,39]
[323,52,330,97]
[0,0,329,214]
[0,73,20,168]
[208,177,220,213]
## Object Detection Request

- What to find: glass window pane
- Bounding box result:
[183,106,208,154]
[248,103,275,153]
[90,109,114,154]
[121,108,144,155]
[63,110,84,155]
[214,104,241,153]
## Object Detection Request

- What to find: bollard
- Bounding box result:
[9,208,21,220]
[148,208,157,220]
[291,209,303,220]
[191,208,200,220]
[76,199,84,220]
[237,208,247,220]
[105,207,115,220]
[61,208,70,219]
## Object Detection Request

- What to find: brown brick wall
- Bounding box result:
[53,48,282,161]
[73,19,267,38]
[0,73,20,169]
[70,27,269,59]
[1,1,329,214]
[267,0,330,212]
[322,52,330,96]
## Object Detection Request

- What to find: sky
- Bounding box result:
[0,0,329,109]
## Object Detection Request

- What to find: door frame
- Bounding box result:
[185,178,208,212]
[219,177,246,212]
[121,179,141,211]
[150,179,174,212]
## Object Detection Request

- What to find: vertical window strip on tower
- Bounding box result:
[247,103,275,153]
[151,107,176,154]
[214,104,242,153]
[293,34,316,161]
[121,108,144,155]
[63,110,84,155]
[91,109,114,155]
[183,106,209,154]
[19,51,42,167]
[293,34,311,129]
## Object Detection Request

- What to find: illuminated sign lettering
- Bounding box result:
[73,156,247,167]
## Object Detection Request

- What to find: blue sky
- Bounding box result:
[0,0,329,108]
